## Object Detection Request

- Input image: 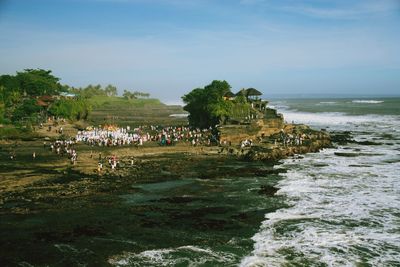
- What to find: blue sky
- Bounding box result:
[0,0,399,103]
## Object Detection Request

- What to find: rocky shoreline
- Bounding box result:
[0,124,335,266]
[0,124,333,197]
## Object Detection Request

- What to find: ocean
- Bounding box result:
[241,97,400,266]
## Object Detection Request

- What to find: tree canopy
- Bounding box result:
[0,69,63,123]
[16,69,63,96]
[123,90,137,100]
[182,80,233,128]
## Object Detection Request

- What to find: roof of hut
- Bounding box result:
[235,88,263,97]
[224,91,235,97]
[36,99,48,107]
[235,89,247,96]
[245,88,262,96]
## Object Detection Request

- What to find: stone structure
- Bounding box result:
[219,103,285,144]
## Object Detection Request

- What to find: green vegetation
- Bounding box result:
[182,80,252,128]
[182,80,232,128]
[49,98,91,120]
[89,95,161,108]
[12,98,42,122]
[0,69,91,123]
[68,84,117,98]
[0,69,64,123]
[0,125,40,140]
[122,90,150,99]
[87,95,186,127]
[0,69,160,130]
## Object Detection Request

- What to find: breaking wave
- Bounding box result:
[109,245,237,266]
[351,100,384,104]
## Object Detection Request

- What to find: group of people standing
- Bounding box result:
[48,139,78,164]
[75,125,218,148]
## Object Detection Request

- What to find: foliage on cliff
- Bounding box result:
[182,80,233,128]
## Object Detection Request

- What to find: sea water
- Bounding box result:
[241,97,400,266]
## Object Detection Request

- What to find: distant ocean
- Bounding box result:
[241,97,400,266]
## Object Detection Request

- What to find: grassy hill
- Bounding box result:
[87,96,188,127]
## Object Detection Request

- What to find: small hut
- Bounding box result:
[223,91,236,100]
[235,88,263,101]
[245,88,262,101]
[36,95,55,108]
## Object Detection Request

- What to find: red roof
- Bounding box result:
[36,99,49,107]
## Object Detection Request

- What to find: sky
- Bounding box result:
[0,0,399,103]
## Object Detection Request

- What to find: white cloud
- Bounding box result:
[238,0,399,20]
[282,0,399,20]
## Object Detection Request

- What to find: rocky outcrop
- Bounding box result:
[219,117,284,144]
[240,138,332,162]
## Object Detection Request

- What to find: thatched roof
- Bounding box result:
[235,89,247,96]
[246,88,262,96]
[235,88,263,97]
[224,91,235,97]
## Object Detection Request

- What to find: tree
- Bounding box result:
[105,84,118,97]
[49,98,91,120]
[0,102,5,123]
[16,69,63,96]
[182,80,232,128]
[0,75,22,108]
[0,69,95,123]
[133,91,150,98]
[12,98,42,122]
[123,90,136,100]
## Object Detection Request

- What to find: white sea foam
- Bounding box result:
[109,245,237,266]
[281,109,400,132]
[351,100,384,104]
[241,111,400,266]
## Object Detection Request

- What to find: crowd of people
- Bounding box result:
[75,125,218,147]
[48,139,79,164]
[277,128,328,147]
[76,127,140,146]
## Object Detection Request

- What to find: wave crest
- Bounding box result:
[352,100,384,104]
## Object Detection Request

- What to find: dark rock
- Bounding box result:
[334,152,359,157]
[331,131,353,144]
[349,164,372,167]
[313,163,329,167]
[356,141,381,146]
[258,185,279,196]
